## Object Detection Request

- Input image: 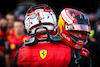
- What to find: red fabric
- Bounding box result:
[80,48,90,57]
[17,42,71,67]
[6,29,15,40]
[0,29,14,40]
[0,29,14,54]
[72,48,90,57]
[8,34,29,65]
[0,46,5,53]
[0,30,8,39]
[0,30,9,53]
[0,30,4,39]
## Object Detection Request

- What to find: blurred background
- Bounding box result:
[0,0,99,24]
[0,0,100,67]
[0,0,98,17]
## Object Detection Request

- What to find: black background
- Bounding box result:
[0,0,97,17]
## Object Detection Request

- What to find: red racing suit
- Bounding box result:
[0,30,9,53]
[13,42,71,67]
[69,47,91,67]
[0,29,14,53]
[13,42,91,67]
[6,34,29,65]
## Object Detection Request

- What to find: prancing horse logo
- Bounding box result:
[40,50,47,59]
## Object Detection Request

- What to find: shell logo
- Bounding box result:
[10,44,16,50]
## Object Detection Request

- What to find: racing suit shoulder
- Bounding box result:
[13,42,71,67]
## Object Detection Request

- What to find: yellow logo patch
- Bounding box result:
[40,50,47,59]
[7,35,11,40]
[10,44,16,50]
[23,37,28,42]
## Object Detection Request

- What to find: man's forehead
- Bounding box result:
[14,21,23,25]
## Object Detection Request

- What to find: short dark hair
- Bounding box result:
[6,11,14,15]
[0,17,7,21]
[14,20,24,25]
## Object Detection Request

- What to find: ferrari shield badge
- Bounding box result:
[40,50,47,59]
